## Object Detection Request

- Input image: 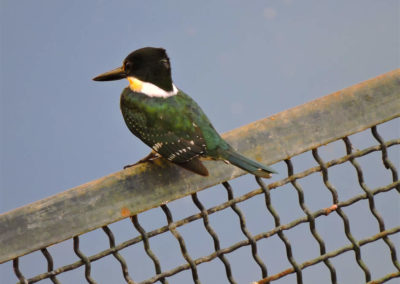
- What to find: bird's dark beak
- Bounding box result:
[93,66,126,81]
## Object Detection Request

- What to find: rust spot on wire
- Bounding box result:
[254,268,293,284]
[324,204,338,215]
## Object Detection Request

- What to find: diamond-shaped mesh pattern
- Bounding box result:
[4,120,399,284]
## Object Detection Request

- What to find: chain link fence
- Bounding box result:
[1,70,399,283]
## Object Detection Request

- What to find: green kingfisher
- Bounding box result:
[93,47,277,178]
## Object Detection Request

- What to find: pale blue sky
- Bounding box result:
[1,1,399,283]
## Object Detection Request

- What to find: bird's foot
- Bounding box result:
[123,151,160,169]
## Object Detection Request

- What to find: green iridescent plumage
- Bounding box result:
[120,88,229,161]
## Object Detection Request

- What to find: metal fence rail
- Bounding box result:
[1,70,399,284]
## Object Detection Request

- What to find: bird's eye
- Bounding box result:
[160,58,170,69]
[124,62,132,71]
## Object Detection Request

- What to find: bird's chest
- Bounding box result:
[120,90,184,136]
[121,95,158,129]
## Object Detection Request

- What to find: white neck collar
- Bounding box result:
[127,76,178,98]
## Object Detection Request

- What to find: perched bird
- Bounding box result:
[93,47,276,178]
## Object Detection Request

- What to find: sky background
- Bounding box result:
[1,1,399,283]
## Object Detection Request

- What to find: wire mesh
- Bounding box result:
[2,118,399,284]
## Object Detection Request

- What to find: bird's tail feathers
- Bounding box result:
[223,149,277,178]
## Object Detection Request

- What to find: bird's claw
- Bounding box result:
[123,164,135,169]
[123,151,160,170]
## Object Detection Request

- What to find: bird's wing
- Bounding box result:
[121,99,207,164]
[142,120,207,164]
[123,106,209,176]
[145,124,210,176]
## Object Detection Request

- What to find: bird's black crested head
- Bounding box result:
[93,47,174,93]
[123,47,173,92]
